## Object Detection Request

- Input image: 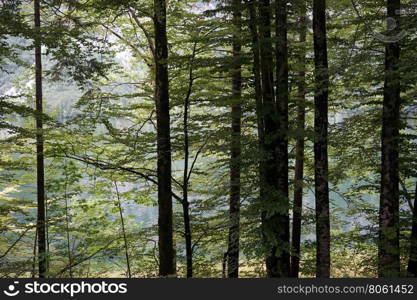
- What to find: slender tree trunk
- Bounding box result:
[227,0,242,278]
[313,0,330,278]
[45,195,49,273]
[32,227,37,278]
[64,168,73,277]
[182,42,196,278]
[182,199,192,278]
[275,0,290,277]
[378,0,401,278]
[34,0,47,278]
[114,181,132,278]
[290,1,307,278]
[407,182,417,277]
[222,252,228,278]
[154,0,176,277]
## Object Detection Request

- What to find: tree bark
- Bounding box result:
[227,0,242,278]
[274,0,290,277]
[34,0,47,278]
[378,0,401,278]
[258,0,286,278]
[290,1,307,278]
[64,166,73,278]
[247,0,266,214]
[407,182,417,277]
[313,0,330,278]
[114,181,132,278]
[32,227,37,278]
[154,0,176,277]
[182,42,197,278]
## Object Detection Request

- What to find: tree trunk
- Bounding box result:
[34,0,47,278]
[222,252,228,278]
[114,181,132,278]
[274,0,290,277]
[227,0,242,278]
[378,0,401,278]
[247,0,266,217]
[182,42,196,277]
[290,1,307,278]
[45,194,50,273]
[182,200,192,278]
[407,182,417,277]
[313,0,330,278]
[258,0,285,278]
[154,0,176,277]
[32,227,37,278]
[64,166,73,278]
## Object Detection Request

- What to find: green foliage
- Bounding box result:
[0,0,416,278]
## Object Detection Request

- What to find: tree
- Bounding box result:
[34,0,47,278]
[407,182,417,277]
[2,0,417,279]
[313,0,330,278]
[227,0,242,278]
[114,181,132,278]
[290,0,307,278]
[274,0,290,277]
[258,0,288,277]
[378,0,401,278]
[154,0,176,277]
[246,0,265,208]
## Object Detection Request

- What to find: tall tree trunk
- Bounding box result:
[182,42,197,278]
[247,0,265,214]
[313,0,330,278]
[290,1,307,278]
[227,0,242,278]
[275,0,290,277]
[378,0,401,278]
[407,182,417,277]
[258,0,285,278]
[114,181,132,278]
[34,0,47,278]
[154,0,175,277]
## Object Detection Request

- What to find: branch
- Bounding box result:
[53,239,118,277]
[57,152,184,203]
[102,24,151,64]
[187,135,210,183]
[0,225,36,259]
[400,178,415,213]
[128,8,155,58]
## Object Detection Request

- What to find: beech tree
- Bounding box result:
[34,0,47,278]
[290,0,307,278]
[1,0,416,279]
[154,0,175,277]
[313,0,330,278]
[227,0,242,278]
